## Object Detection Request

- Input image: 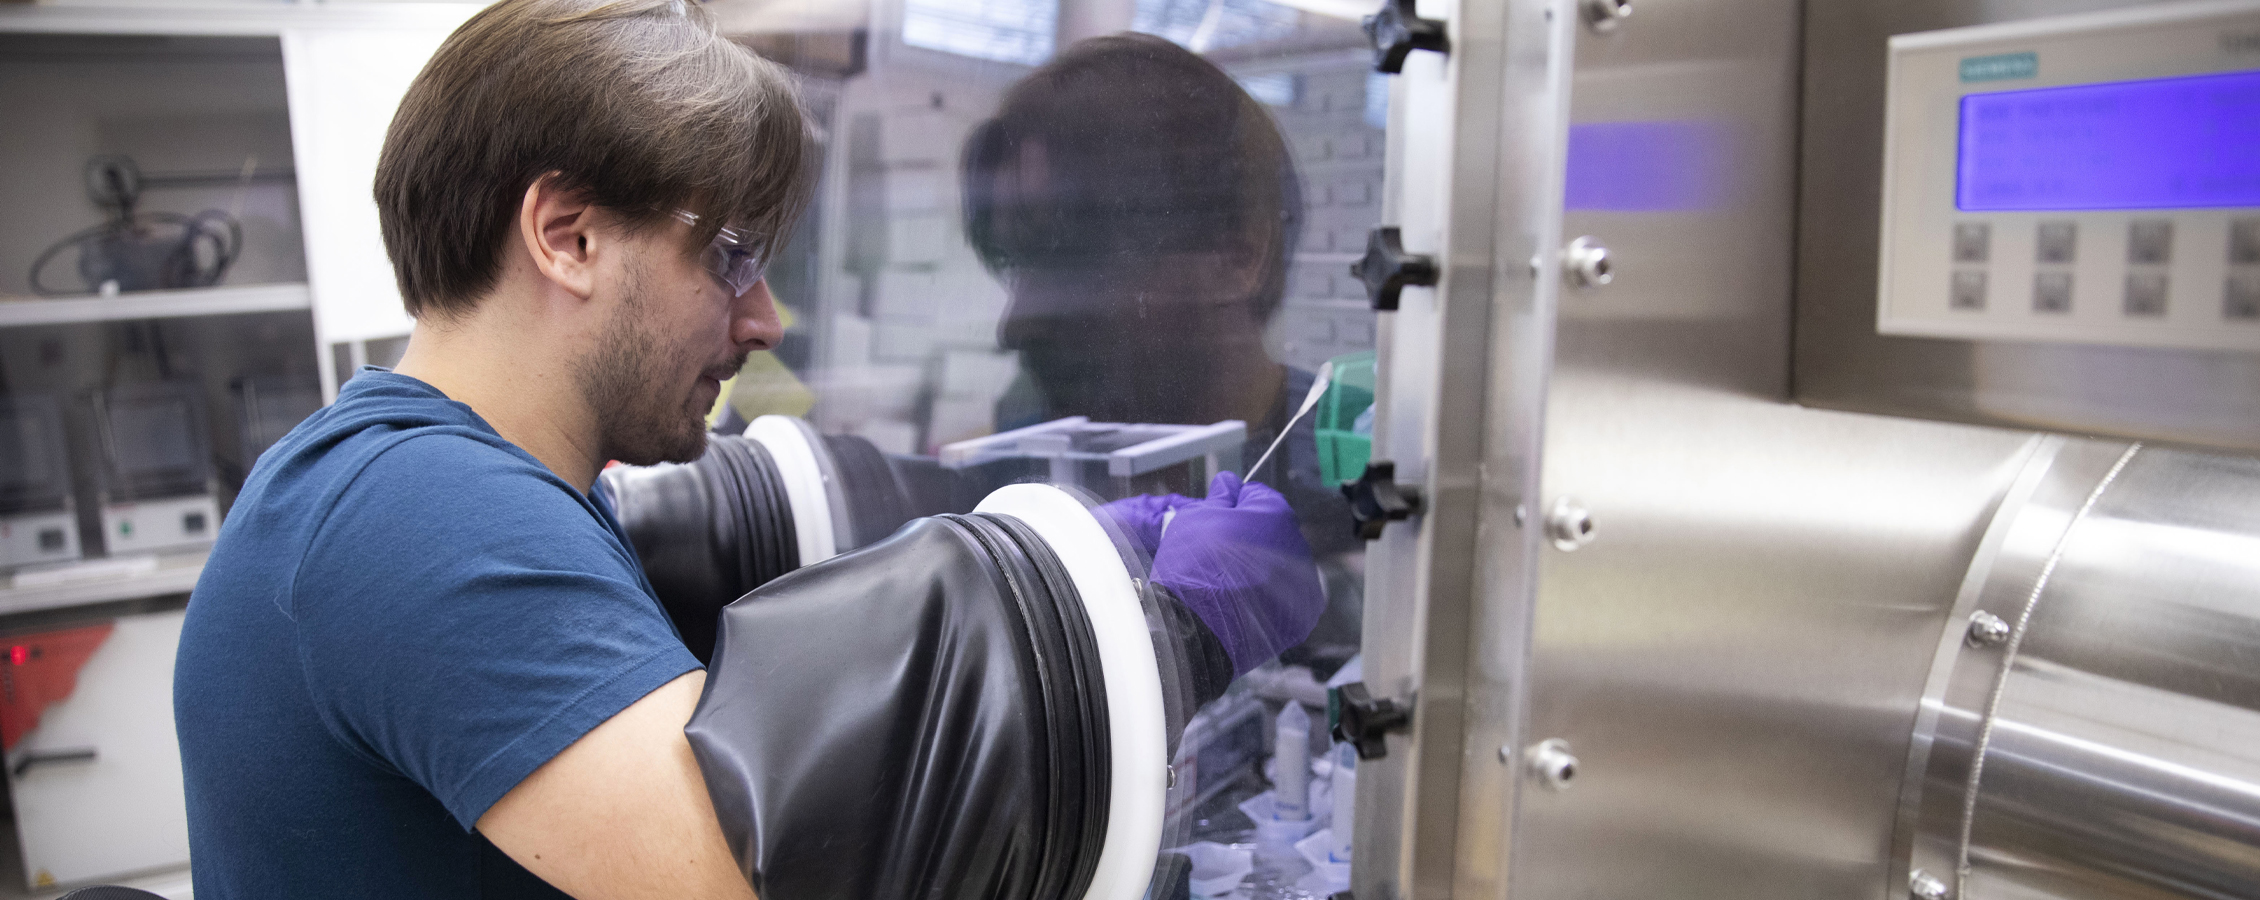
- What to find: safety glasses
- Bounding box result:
[672,209,769,297]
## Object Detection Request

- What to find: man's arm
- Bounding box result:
[478,671,757,900]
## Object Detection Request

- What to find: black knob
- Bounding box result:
[1350,227,1438,312]
[1329,681,1412,761]
[1362,0,1449,75]
[1341,460,1423,541]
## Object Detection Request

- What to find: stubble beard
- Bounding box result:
[574,276,719,467]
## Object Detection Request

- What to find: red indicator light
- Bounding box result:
[8,646,24,666]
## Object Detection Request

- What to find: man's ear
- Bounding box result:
[517,172,601,301]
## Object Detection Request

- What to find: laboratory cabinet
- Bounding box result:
[0,5,467,893]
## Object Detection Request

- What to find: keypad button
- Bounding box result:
[2037,221,2078,263]
[2125,273,2169,317]
[2033,271,2072,313]
[1953,222,1990,263]
[2232,219,2260,265]
[2229,274,2260,321]
[2128,219,2173,264]
[1951,270,1987,310]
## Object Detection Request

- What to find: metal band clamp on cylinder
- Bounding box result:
[1895,439,2260,900]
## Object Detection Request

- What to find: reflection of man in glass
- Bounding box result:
[964,32,1300,433]
[963,34,1358,668]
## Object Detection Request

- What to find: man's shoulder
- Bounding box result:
[314,431,603,560]
[211,382,607,610]
[239,415,548,539]
[257,374,570,524]
[351,427,554,491]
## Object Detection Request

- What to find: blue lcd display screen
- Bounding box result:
[1957,68,2260,211]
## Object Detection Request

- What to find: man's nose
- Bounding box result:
[732,280,784,352]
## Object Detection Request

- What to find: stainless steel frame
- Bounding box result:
[1354,0,1576,897]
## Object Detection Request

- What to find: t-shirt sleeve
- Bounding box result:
[291,434,702,830]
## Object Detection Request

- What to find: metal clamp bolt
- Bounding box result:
[1581,0,1632,32]
[1546,498,1596,551]
[1564,235,1613,287]
[1343,461,1425,541]
[1527,739,1579,791]
[1330,682,1412,760]
[1351,227,1439,311]
[1966,610,2011,647]
[1909,869,1950,900]
[1361,0,1449,74]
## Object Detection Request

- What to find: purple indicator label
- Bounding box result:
[1957,68,2260,211]
[1565,120,1730,212]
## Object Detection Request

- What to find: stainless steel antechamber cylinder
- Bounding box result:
[1896,438,2260,900]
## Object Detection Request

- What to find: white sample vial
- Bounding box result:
[1274,702,1311,821]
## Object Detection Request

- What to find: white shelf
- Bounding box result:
[0,283,310,328]
[0,551,205,619]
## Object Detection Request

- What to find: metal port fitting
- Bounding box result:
[1564,235,1613,287]
[1527,739,1579,791]
[1546,498,1596,551]
[1908,869,1950,900]
[1966,610,2011,647]
[1581,0,1632,33]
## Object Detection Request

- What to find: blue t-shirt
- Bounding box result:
[175,370,702,899]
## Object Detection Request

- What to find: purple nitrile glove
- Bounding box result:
[1150,471,1325,678]
[1097,491,1196,556]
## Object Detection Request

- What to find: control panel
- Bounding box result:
[1877,0,2260,351]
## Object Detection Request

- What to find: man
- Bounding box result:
[177,1,1326,895]
[174,2,803,896]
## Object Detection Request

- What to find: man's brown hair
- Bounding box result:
[375,0,811,319]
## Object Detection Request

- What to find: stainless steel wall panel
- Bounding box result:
[1499,0,2053,897]
[1553,16,1807,397]
[1520,377,2033,900]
